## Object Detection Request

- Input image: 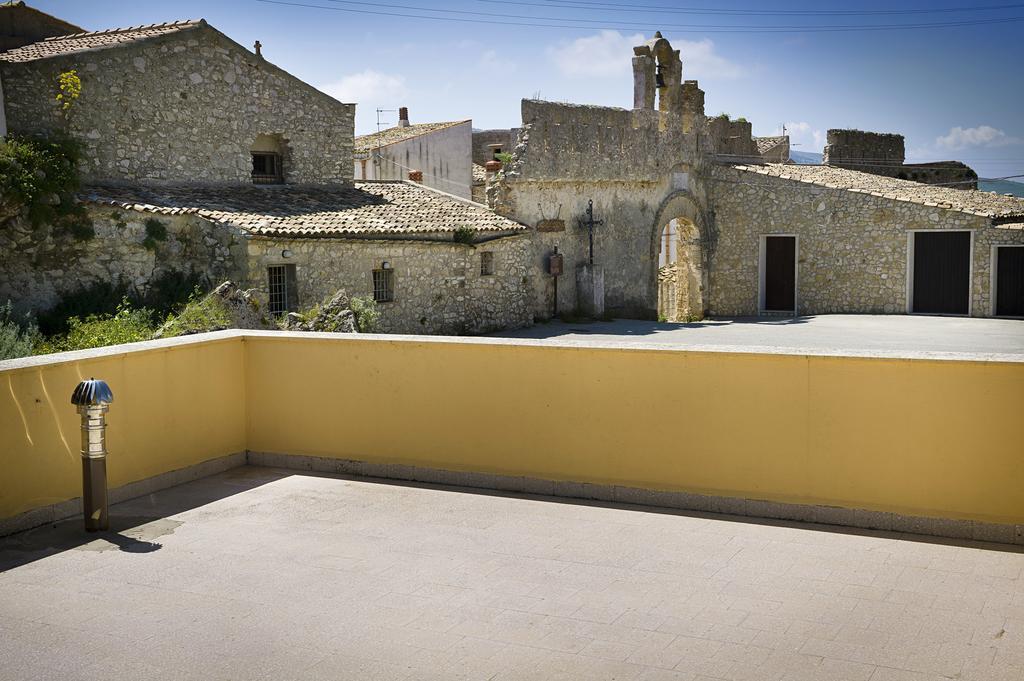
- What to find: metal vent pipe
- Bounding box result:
[71,378,114,532]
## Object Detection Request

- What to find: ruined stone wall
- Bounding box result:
[0,206,246,316]
[244,235,533,334]
[708,116,759,161]
[824,129,905,167]
[496,100,714,319]
[472,129,514,166]
[0,24,354,185]
[708,166,1023,316]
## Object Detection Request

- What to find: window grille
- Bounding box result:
[252,152,283,184]
[267,264,297,314]
[480,251,494,276]
[372,269,394,302]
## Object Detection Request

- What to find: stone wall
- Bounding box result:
[496,99,714,320]
[0,23,354,185]
[243,234,534,334]
[0,2,82,52]
[0,205,246,316]
[708,165,1024,316]
[824,129,905,167]
[471,129,514,166]
[708,116,759,161]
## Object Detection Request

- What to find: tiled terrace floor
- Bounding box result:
[1,467,1023,681]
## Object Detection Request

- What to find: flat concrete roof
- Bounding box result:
[1,467,1022,680]
[490,315,1024,360]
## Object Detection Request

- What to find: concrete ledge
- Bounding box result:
[0,452,246,537]
[247,452,1024,546]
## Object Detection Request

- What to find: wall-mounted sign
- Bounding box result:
[536,219,565,232]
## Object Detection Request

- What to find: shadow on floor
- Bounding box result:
[514,315,813,338]
[0,467,286,572]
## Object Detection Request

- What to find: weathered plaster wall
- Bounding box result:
[357,121,473,199]
[244,234,533,334]
[0,206,245,316]
[708,166,1024,316]
[496,100,714,319]
[0,23,354,185]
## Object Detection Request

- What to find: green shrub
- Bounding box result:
[453,226,475,244]
[36,299,155,354]
[494,151,513,166]
[0,301,41,360]
[350,296,380,333]
[142,269,207,317]
[0,136,81,227]
[142,218,168,251]
[159,290,232,338]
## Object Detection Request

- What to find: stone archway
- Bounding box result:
[650,191,708,321]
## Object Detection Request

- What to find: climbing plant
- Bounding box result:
[0,136,84,228]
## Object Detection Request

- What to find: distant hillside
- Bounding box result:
[979,179,1024,197]
[790,150,823,164]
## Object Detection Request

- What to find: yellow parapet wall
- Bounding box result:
[245,335,1024,525]
[2,331,1023,527]
[0,335,247,521]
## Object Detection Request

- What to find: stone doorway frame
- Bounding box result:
[649,190,710,320]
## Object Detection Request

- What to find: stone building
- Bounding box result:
[754,135,790,163]
[0,0,80,52]
[0,9,534,333]
[824,129,978,189]
[487,32,1024,321]
[354,108,473,199]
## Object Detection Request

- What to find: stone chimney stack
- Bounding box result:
[408,169,423,182]
[398,107,410,128]
[254,40,262,58]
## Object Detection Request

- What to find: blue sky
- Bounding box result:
[30,0,1024,180]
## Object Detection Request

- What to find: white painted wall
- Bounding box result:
[355,121,473,199]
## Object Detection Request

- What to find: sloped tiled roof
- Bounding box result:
[354,120,470,153]
[80,181,527,237]
[754,136,787,154]
[733,163,1024,220]
[0,20,202,63]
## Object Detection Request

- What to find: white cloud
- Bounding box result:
[547,31,742,80]
[318,69,408,105]
[480,49,517,73]
[779,121,825,152]
[936,125,1020,150]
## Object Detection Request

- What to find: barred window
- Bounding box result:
[267,264,297,314]
[480,251,494,276]
[372,268,394,302]
[252,152,283,184]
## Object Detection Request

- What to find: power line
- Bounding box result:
[500,0,1024,17]
[315,0,1024,30]
[255,0,1024,33]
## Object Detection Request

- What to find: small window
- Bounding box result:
[372,268,394,302]
[252,152,282,184]
[492,147,502,158]
[480,251,494,276]
[267,264,297,314]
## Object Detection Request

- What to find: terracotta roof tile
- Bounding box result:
[0,20,203,63]
[80,181,527,237]
[732,163,1024,220]
[354,120,469,153]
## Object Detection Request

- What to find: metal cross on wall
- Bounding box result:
[577,199,603,265]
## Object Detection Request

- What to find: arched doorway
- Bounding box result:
[657,217,702,321]
[650,190,707,321]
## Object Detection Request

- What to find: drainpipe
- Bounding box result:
[71,378,114,532]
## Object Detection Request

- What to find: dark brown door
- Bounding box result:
[996,247,1024,317]
[764,236,796,311]
[913,232,970,315]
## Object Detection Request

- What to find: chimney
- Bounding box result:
[254,40,262,58]
[408,169,423,182]
[398,106,410,128]
[484,160,502,177]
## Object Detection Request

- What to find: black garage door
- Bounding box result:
[996,247,1024,317]
[913,231,970,315]
[763,236,796,312]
